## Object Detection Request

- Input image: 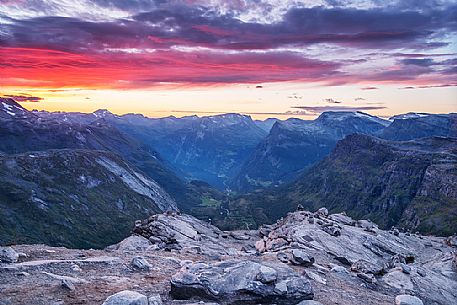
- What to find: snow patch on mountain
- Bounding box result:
[390,112,430,121]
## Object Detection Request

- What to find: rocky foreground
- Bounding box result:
[1,209,456,305]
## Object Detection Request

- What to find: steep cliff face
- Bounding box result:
[286,135,457,234]
[0,149,176,249]
[226,135,457,235]
[399,152,457,235]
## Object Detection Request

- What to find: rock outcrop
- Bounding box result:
[170,260,313,304]
[0,247,19,263]
[132,213,246,257]
[1,210,456,305]
[255,209,457,305]
[102,290,148,305]
[394,295,424,305]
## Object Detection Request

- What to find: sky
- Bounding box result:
[0,0,456,119]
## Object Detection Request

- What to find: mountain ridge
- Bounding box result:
[0,149,176,248]
[226,134,457,235]
[231,111,390,192]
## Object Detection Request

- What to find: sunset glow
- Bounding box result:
[1,0,456,118]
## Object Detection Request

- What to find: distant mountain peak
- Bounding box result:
[205,113,251,120]
[316,111,390,126]
[389,112,431,121]
[93,109,115,118]
[0,97,28,117]
[200,113,255,127]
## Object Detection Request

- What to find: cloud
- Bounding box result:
[2,4,456,52]
[361,86,378,90]
[324,98,342,104]
[292,105,386,114]
[167,109,311,117]
[0,47,341,88]
[2,94,43,102]
[0,1,456,88]
[401,58,436,66]
[288,94,303,99]
[399,83,457,89]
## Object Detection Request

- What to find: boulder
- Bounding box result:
[445,235,457,247]
[131,256,152,271]
[170,260,313,304]
[330,265,349,274]
[255,239,266,253]
[102,291,148,305]
[315,208,328,217]
[0,247,19,263]
[256,265,278,283]
[399,263,411,274]
[320,225,341,237]
[291,249,314,267]
[61,279,75,291]
[305,271,327,285]
[265,238,288,251]
[391,228,400,236]
[394,295,424,305]
[416,267,427,277]
[350,259,384,275]
[356,219,378,232]
[383,270,413,291]
[148,294,163,305]
[109,236,152,252]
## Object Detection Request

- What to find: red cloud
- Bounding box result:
[0,47,341,88]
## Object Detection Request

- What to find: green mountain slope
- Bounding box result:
[0,149,176,248]
[226,134,457,235]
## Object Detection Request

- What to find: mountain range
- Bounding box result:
[227,134,457,235]
[1,97,456,247]
[231,111,390,192]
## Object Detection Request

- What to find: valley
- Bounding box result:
[1,98,456,247]
[1,1,456,304]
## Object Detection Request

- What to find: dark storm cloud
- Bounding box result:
[2,4,456,52]
[401,58,437,66]
[1,1,456,87]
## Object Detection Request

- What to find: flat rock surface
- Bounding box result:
[1,211,456,305]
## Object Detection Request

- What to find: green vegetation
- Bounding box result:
[216,135,457,236]
[0,150,164,249]
[201,196,221,207]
